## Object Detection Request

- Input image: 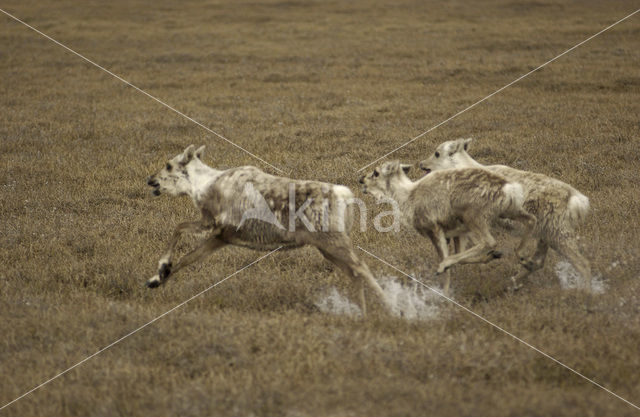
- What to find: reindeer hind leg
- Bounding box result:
[316,238,392,316]
[555,238,591,292]
[510,240,548,291]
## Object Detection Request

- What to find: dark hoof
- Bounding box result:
[490,250,503,259]
[519,258,536,271]
[159,263,172,279]
[146,279,161,288]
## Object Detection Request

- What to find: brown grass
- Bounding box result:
[1,0,640,415]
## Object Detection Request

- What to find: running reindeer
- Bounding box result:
[146,145,393,314]
[419,138,591,292]
[359,161,535,295]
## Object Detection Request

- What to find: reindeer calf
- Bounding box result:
[419,138,591,292]
[146,145,392,315]
[360,161,535,294]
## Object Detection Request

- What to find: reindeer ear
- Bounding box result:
[195,145,206,160]
[463,137,473,151]
[180,145,196,164]
[380,162,393,175]
[400,164,411,174]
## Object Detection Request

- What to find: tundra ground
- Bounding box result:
[1,0,639,415]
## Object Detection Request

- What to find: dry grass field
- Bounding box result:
[1,0,640,415]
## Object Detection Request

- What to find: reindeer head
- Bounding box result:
[147,144,206,197]
[359,160,411,200]
[419,138,473,174]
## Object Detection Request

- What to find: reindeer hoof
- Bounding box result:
[490,250,503,259]
[519,258,535,271]
[159,262,172,279]
[146,275,162,288]
[436,264,449,275]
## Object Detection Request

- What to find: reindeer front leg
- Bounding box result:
[147,221,214,288]
[147,232,226,287]
[424,226,453,296]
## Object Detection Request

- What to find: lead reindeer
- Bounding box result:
[359,161,536,295]
[419,138,591,292]
[146,145,393,315]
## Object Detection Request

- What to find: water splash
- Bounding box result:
[314,287,362,318]
[378,275,443,320]
[554,261,606,294]
[315,275,444,320]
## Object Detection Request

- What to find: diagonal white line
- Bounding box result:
[356,8,640,172]
[356,245,640,412]
[0,8,286,175]
[2,3,638,413]
[0,247,282,412]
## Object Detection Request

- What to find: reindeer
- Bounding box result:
[419,138,591,292]
[359,161,535,295]
[146,145,393,315]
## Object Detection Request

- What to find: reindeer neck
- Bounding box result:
[387,175,415,204]
[186,160,222,202]
[457,151,485,168]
